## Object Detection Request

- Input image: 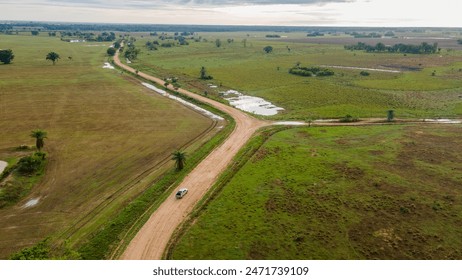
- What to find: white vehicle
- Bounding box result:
[175,188,188,199]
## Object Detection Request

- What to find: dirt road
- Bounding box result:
[114,51,268,260]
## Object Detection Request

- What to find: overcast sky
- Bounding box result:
[1,0,460,27]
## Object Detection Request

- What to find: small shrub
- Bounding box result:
[263,46,273,53]
[339,114,359,123]
[17,154,43,175]
[432,201,442,211]
[289,66,334,77]
[161,42,174,48]
[35,151,47,160]
[10,239,50,260]
[387,110,395,122]
[400,206,410,214]
[360,71,370,76]
[0,183,23,207]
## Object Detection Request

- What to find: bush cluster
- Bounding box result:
[289,66,334,77]
[345,42,438,54]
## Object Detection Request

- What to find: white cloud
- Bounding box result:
[1,0,460,27]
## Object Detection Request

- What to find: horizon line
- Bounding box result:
[1,20,462,30]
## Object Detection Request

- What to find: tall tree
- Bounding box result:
[215,39,222,48]
[171,151,186,171]
[199,66,213,80]
[30,130,47,151]
[124,45,140,61]
[200,66,207,79]
[0,49,14,64]
[46,52,60,65]
[106,47,116,56]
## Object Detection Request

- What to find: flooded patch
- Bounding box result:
[320,65,401,73]
[0,161,7,174]
[221,90,284,116]
[313,119,338,123]
[102,62,115,70]
[423,119,462,124]
[23,198,40,208]
[273,121,306,126]
[142,83,224,121]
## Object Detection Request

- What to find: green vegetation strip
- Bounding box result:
[0,152,47,209]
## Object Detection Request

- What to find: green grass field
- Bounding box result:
[170,124,462,259]
[0,34,220,258]
[2,30,462,260]
[129,32,462,119]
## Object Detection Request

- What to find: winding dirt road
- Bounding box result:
[114,51,269,259]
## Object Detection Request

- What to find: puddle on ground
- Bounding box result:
[23,198,40,208]
[102,62,115,69]
[221,90,284,116]
[320,65,401,73]
[273,121,306,126]
[423,119,462,124]
[313,119,338,123]
[142,83,224,121]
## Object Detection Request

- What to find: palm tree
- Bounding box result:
[46,52,60,65]
[171,151,186,171]
[30,130,47,151]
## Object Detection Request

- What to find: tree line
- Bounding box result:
[1,49,65,65]
[344,42,439,54]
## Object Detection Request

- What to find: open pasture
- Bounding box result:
[129,31,462,119]
[170,124,462,259]
[0,34,216,258]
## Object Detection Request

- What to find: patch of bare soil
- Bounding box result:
[334,162,365,180]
